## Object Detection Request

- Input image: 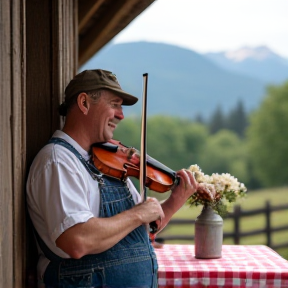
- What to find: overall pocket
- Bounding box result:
[59,267,105,288]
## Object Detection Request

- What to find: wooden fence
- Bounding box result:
[156,201,288,251]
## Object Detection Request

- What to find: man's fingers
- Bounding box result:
[176,169,198,190]
[145,197,165,219]
[197,183,216,201]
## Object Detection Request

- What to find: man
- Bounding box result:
[26,69,214,288]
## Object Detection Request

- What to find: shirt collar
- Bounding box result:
[52,130,90,161]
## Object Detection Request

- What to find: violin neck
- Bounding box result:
[147,155,177,182]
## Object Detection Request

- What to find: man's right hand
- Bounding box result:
[56,197,164,259]
[132,197,164,224]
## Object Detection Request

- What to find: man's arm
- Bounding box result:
[159,169,215,231]
[56,197,164,258]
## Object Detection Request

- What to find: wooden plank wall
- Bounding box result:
[12,1,27,287]
[25,0,77,286]
[0,0,26,286]
[0,0,77,287]
[0,0,14,286]
[26,0,77,162]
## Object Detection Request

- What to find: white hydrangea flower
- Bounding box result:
[188,164,247,202]
[188,164,202,173]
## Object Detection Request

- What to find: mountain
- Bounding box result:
[79,42,274,119]
[204,46,288,84]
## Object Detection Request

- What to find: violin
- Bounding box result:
[91,139,179,193]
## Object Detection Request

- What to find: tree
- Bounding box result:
[226,100,248,138]
[247,81,288,187]
[198,130,249,185]
[146,116,186,170]
[181,120,209,166]
[194,113,205,124]
[209,105,226,134]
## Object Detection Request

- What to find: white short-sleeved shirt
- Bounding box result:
[26,130,141,280]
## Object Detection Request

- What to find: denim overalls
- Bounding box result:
[40,138,158,288]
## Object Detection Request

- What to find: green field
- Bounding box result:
[151,186,288,260]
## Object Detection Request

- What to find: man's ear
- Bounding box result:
[77,93,90,115]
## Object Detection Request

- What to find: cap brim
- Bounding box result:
[104,87,138,106]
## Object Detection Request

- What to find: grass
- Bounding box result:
[151,186,288,260]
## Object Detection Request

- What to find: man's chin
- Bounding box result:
[103,132,114,142]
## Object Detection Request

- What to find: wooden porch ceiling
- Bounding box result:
[78,0,155,66]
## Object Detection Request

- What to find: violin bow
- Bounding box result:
[140,73,148,203]
[140,73,159,235]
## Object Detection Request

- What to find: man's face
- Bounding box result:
[89,90,124,143]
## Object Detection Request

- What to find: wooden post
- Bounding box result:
[265,201,272,247]
[233,205,241,244]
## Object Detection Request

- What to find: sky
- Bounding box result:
[113,0,288,59]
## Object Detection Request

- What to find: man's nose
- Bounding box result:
[115,107,124,120]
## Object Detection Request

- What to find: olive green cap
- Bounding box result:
[64,69,138,106]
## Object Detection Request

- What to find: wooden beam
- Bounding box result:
[78,0,106,32]
[78,0,155,66]
[79,0,130,65]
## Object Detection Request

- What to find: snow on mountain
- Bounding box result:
[225,46,277,62]
[205,46,288,84]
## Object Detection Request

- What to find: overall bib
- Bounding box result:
[40,138,158,288]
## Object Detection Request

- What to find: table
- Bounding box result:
[155,244,288,288]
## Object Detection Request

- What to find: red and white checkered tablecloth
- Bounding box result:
[155,244,288,288]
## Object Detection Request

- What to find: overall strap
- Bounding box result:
[32,219,63,262]
[32,137,102,262]
[49,137,102,181]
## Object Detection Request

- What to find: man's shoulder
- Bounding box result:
[32,141,78,168]
[31,131,79,165]
[28,142,86,187]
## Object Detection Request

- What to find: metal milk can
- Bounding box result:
[194,204,223,259]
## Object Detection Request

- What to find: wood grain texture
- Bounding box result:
[11,1,27,287]
[0,0,15,286]
[1,0,77,287]
[25,0,77,286]
[1,0,27,286]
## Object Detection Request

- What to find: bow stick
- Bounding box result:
[140,73,159,235]
[140,73,148,203]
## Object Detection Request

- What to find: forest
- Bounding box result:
[113,81,288,190]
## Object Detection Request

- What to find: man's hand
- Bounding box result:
[196,183,216,201]
[173,169,216,200]
[157,169,216,233]
[55,197,164,258]
[132,197,164,224]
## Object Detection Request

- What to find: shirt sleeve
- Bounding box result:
[30,150,95,244]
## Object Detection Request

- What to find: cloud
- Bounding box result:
[114,0,288,58]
